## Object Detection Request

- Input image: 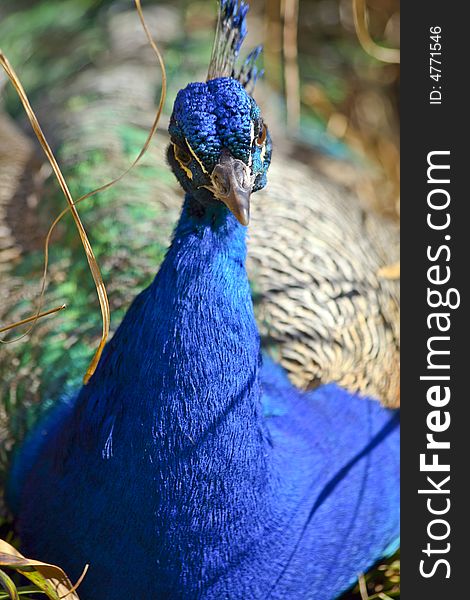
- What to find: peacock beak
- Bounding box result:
[209,150,253,226]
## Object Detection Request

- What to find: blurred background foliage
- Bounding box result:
[0,1,399,599]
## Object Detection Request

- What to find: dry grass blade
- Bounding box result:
[0,540,84,599]
[282,0,300,130]
[0,305,66,335]
[0,49,110,382]
[358,572,369,600]
[0,0,167,383]
[58,566,88,600]
[0,568,19,600]
[352,0,400,64]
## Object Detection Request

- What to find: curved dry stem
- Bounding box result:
[0,0,167,383]
[58,564,89,599]
[352,0,400,64]
[282,0,300,130]
[0,304,66,335]
[0,49,110,379]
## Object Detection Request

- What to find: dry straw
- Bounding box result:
[0,0,167,383]
[352,0,400,64]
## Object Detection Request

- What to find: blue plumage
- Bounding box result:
[8,3,399,598]
[9,202,399,598]
[237,45,264,92]
[172,79,257,167]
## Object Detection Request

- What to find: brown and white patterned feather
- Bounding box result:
[249,157,399,407]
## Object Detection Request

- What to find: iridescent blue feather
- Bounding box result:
[237,45,264,93]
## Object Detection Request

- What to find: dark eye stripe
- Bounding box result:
[172,143,193,179]
[173,143,191,165]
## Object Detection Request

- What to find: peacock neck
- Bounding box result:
[52,192,280,584]
[143,193,267,441]
[125,193,274,558]
[78,193,273,511]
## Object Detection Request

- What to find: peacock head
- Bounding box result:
[167,0,271,226]
[168,78,271,226]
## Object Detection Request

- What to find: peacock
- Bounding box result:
[0,1,400,598]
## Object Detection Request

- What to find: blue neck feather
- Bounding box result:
[84,194,262,426]
[71,192,273,537]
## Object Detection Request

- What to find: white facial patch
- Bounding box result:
[260,143,267,163]
[248,121,255,167]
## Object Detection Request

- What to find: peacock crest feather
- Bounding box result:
[207,0,263,93]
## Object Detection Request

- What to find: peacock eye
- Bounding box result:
[173,143,191,166]
[255,123,267,147]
